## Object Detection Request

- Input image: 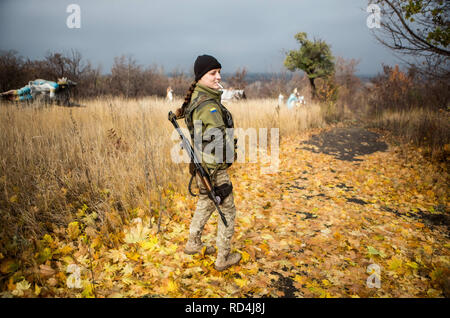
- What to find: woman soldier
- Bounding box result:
[175,55,241,271]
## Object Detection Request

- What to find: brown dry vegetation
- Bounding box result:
[0,98,326,261]
[0,95,448,298]
[0,57,449,297]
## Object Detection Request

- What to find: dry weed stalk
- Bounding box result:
[107,128,129,153]
[69,109,93,190]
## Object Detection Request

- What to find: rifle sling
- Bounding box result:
[189,168,233,203]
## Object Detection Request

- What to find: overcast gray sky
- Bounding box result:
[0,0,399,75]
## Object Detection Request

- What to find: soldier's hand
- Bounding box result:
[175,107,184,119]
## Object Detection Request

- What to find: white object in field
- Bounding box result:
[166,87,173,101]
[221,89,246,102]
[278,94,284,105]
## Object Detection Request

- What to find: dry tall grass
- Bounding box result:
[370,108,450,161]
[0,97,325,259]
[2,94,447,263]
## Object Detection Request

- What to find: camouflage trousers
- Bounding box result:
[187,169,236,258]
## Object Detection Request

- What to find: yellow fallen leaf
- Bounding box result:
[427,288,441,297]
[234,278,248,288]
[67,222,80,240]
[166,279,178,293]
[57,245,73,256]
[61,256,74,264]
[42,234,53,244]
[406,261,419,269]
[124,223,151,244]
[240,215,252,226]
[333,232,342,240]
[34,284,41,296]
[140,236,159,251]
[108,249,127,263]
[241,251,250,263]
[7,277,15,291]
[1,259,19,274]
[387,256,403,272]
[430,268,444,282]
[293,275,305,284]
[121,263,134,276]
[161,243,178,255]
[423,245,432,256]
[126,251,141,262]
[81,282,95,298]
[122,277,134,286]
[12,280,31,296]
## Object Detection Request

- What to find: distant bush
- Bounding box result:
[368,64,449,114]
[365,64,449,162]
[0,50,188,100]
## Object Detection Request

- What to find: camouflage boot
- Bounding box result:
[184,236,216,255]
[214,252,242,271]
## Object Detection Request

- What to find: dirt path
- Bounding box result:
[300,127,388,161]
[228,127,449,297]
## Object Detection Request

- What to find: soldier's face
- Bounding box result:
[198,68,221,90]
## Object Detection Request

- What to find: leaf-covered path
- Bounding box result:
[106,127,448,298]
[228,127,449,298]
[5,127,448,298]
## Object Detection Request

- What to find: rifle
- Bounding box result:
[168,111,228,227]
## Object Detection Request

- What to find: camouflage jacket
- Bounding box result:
[184,83,234,170]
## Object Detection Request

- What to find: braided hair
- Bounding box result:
[175,81,197,119]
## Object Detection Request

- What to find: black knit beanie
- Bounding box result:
[194,55,222,81]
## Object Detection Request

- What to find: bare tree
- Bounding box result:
[0,50,26,91]
[227,67,248,89]
[110,55,143,98]
[334,57,362,108]
[142,65,169,97]
[369,0,450,78]
[45,52,69,79]
[168,68,191,97]
[0,50,176,99]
